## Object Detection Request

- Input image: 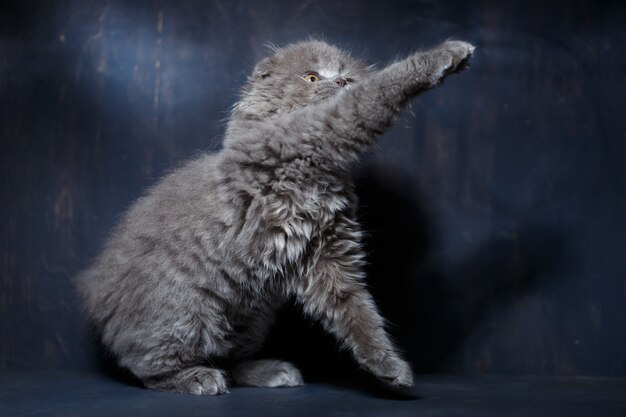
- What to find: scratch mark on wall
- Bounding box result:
[153,9,164,128]
[53,187,74,231]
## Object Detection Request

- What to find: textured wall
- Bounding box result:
[1,0,625,376]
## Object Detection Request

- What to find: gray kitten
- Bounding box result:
[76,39,474,395]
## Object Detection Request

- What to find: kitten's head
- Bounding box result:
[231,40,370,121]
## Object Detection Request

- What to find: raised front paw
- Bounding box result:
[426,40,475,84]
[439,40,475,73]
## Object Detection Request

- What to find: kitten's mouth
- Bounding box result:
[317,84,342,100]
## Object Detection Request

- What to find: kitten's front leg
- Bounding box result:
[361,39,475,110]
[288,40,475,161]
[294,220,413,387]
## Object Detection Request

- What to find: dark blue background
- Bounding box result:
[1,0,625,378]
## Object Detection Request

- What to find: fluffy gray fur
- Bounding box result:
[75,39,474,395]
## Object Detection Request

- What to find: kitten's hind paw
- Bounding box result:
[232,359,304,388]
[143,366,229,395]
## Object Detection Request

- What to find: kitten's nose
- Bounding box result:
[335,77,347,87]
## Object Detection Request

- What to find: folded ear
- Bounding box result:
[252,56,273,80]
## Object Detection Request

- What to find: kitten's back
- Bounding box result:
[74,152,227,329]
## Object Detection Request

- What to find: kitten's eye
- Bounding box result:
[303,71,320,82]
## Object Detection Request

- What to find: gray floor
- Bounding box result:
[1,372,625,417]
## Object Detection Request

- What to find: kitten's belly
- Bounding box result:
[225,289,284,358]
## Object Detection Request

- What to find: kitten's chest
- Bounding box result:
[255,184,351,270]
